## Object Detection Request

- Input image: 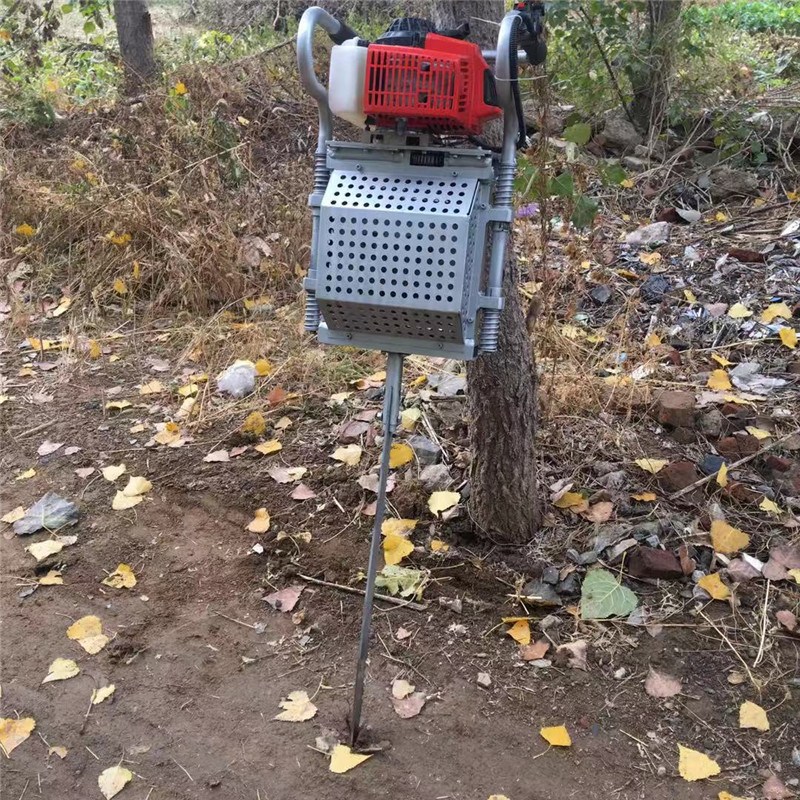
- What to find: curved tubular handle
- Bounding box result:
[297,7,360,155]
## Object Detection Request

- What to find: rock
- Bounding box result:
[640,275,671,303]
[408,435,440,466]
[476,671,492,688]
[438,596,462,613]
[726,558,761,583]
[723,482,765,504]
[698,408,725,438]
[658,461,701,493]
[765,455,793,473]
[717,434,760,459]
[419,463,452,491]
[601,109,643,152]
[709,166,759,201]
[626,221,670,248]
[578,550,598,566]
[630,521,662,540]
[699,453,726,476]
[634,141,667,160]
[522,579,561,606]
[542,566,560,585]
[670,427,695,444]
[593,461,619,476]
[539,614,562,631]
[590,285,612,305]
[655,390,696,429]
[622,156,649,171]
[606,538,638,563]
[627,547,683,580]
[556,573,581,595]
[596,470,627,490]
[614,667,627,680]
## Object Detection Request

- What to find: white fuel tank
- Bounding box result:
[328,38,368,128]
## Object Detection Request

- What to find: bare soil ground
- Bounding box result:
[1,319,798,800]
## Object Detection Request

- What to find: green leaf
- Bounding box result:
[375,565,425,598]
[571,194,599,229]
[580,568,638,620]
[564,122,592,146]
[600,162,627,186]
[61,3,74,12]
[83,19,95,33]
[548,171,574,198]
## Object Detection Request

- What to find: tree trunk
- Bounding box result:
[435,0,541,542]
[628,0,683,135]
[113,0,156,88]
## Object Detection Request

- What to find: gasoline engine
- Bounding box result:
[296,2,546,744]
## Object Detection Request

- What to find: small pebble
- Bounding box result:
[614,667,627,680]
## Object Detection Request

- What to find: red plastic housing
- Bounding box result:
[363,33,501,135]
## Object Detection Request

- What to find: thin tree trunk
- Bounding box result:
[434,0,540,542]
[113,0,156,88]
[628,0,683,135]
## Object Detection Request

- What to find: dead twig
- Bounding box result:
[669,428,800,500]
[298,574,429,611]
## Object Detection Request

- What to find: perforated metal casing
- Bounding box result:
[311,142,501,360]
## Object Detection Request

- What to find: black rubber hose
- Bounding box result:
[508,13,527,150]
[329,20,360,45]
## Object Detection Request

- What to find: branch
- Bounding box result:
[577,5,636,126]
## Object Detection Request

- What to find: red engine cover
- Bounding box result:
[363,33,501,135]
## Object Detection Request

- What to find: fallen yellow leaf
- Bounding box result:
[331,444,362,466]
[112,492,142,511]
[710,520,749,554]
[383,533,414,566]
[16,468,36,481]
[274,690,317,722]
[389,442,414,468]
[329,744,372,774]
[761,302,792,323]
[154,422,181,446]
[88,340,102,359]
[779,328,797,349]
[26,540,64,561]
[430,539,450,552]
[400,408,421,430]
[631,492,657,502]
[139,380,164,395]
[745,426,771,440]
[102,564,136,589]
[112,278,128,295]
[39,570,63,585]
[714,211,728,222]
[66,615,109,655]
[639,251,662,266]
[105,400,132,412]
[246,508,270,533]
[1,506,25,524]
[242,411,266,437]
[759,497,782,515]
[428,490,460,516]
[739,700,769,732]
[711,353,733,367]
[728,303,752,319]
[255,440,282,455]
[177,382,198,398]
[15,223,36,237]
[635,458,668,474]
[0,717,36,756]
[42,658,80,684]
[678,744,721,781]
[254,358,272,376]
[697,572,731,600]
[540,725,571,747]
[98,765,133,799]
[716,463,728,488]
[91,685,116,705]
[381,519,417,537]
[684,289,697,304]
[123,476,152,497]
[553,491,586,509]
[707,370,733,391]
[644,333,662,348]
[506,619,531,646]
[101,463,126,482]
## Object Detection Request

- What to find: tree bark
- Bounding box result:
[628,0,683,135]
[435,0,540,542]
[113,0,156,88]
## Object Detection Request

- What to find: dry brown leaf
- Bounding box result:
[519,640,550,661]
[246,508,270,533]
[392,692,426,718]
[644,667,681,698]
[274,690,317,722]
[264,585,303,612]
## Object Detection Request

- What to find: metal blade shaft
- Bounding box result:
[350,351,404,745]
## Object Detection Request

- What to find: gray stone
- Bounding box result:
[640,275,671,303]
[522,579,561,606]
[606,538,638,563]
[578,550,599,566]
[539,614,562,631]
[709,167,759,201]
[556,573,581,595]
[419,463,452,491]
[631,521,662,540]
[596,469,627,490]
[699,408,724,438]
[408,435,440,466]
[601,108,643,152]
[542,566,560,585]
[625,221,671,247]
[439,596,462,613]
